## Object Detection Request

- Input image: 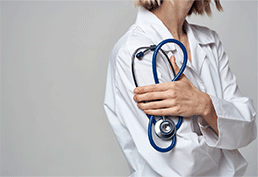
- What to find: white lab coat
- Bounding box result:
[104,8,256,176]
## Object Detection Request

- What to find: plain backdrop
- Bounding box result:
[1,1,257,176]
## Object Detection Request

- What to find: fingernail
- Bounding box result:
[134,89,139,94]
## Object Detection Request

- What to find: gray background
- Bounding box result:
[1,0,257,176]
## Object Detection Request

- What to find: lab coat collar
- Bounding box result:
[135,8,215,49]
[135,7,215,75]
[184,21,215,45]
[135,7,176,52]
[184,22,208,75]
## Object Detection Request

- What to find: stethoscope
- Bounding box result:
[131,39,188,153]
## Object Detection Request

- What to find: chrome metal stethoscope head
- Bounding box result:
[131,39,188,152]
[154,116,176,140]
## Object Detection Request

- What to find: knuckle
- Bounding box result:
[152,102,158,108]
[149,92,155,99]
[172,81,179,87]
[164,82,170,87]
[170,99,176,106]
[154,85,160,92]
[150,84,156,91]
[167,82,173,89]
[168,82,176,91]
[174,105,182,115]
[167,90,176,98]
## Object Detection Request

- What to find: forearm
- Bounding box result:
[198,92,218,135]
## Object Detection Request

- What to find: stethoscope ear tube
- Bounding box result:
[152,39,188,83]
[131,39,188,153]
[149,39,188,152]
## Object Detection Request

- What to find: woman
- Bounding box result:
[104,0,256,176]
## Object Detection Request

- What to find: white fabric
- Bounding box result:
[104,8,257,176]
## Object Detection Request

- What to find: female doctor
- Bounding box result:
[104,0,257,176]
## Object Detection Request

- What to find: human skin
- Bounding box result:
[133,0,218,134]
[133,56,218,134]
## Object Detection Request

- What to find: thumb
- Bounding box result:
[170,55,187,81]
[170,55,180,75]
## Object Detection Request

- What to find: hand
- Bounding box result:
[133,56,218,133]
[134,55,206,117]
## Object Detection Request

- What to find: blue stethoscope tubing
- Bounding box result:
[149,39,188,152]
[152,39,188,84]
[132,39,188,153]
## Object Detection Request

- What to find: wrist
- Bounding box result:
[198,92,218,134]
[197,91,212,117]
[202,92,213,117]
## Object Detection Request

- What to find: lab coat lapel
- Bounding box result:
[182,23,216,76]
[191,44,207,76]
[136,8,216,77]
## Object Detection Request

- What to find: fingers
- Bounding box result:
[144,108,170,116]
[133,91,168,102]
[144,107,180,117]
[137,99,174,110]
[133,55,183,95]
[136,98,180,117]
[134,82,170,94]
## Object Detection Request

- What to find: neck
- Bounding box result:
[152,0,193,40]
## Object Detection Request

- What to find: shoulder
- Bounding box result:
[110,23,154,64]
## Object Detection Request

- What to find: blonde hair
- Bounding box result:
[134,0,165,11]
[134,0,223,16]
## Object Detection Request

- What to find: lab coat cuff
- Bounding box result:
[200,95,256,149]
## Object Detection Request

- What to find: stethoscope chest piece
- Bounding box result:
[155,117,176,140]
[132,38,188,152]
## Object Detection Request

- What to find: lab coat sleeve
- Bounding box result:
[199,31,257,149]
[113,41,177,175]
